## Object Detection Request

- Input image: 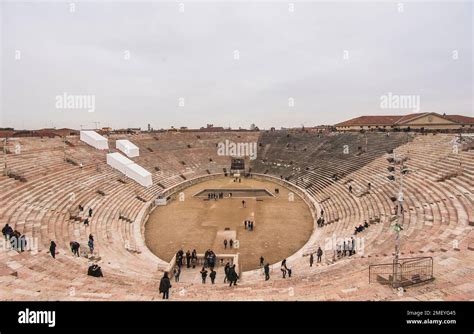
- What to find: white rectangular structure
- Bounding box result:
[106,152,134,174]
[125,163,153,187]
[107,152,152,187]
[80,131,109,150]
[116,139,139,158]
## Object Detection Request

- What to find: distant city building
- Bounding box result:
[335,113,474,132]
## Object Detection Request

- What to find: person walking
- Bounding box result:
[88,207,93,217]
[259,256,264,268]
[228,265,239,287]
[159,272,172,300]
[224,262,230,283]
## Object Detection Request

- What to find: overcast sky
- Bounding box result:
[1,1,472,130]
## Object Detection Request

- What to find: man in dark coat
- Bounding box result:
[70,241,80,257]
[309,253,314,267]
[224,262,230,283]
[88,264,103,277]
[186,250,191,268]
[317,247,323,263]
[228,265,239,286]
[159,272,172,300]
[200,267,208,284]
[2,224,13,240]
[210,269,216,284]
[264,263,270,281]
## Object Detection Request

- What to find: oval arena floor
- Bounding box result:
[0,131,473,301]
[145,177,313,271]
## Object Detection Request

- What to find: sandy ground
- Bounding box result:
[145,177,314,271]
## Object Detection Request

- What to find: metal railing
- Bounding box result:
[369,257,434,288]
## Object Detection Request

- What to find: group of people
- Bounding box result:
[78,205,93,217]
[233,177,242,183]
[78,205,93,226]
[280,259,292,278]
[203,249,217,268]
[207,192,224,200]
[244,220,255,231]
[175,249,198,269]
[224,262,239,286]
[199,266,217,284]
[223,239,234,249]
[2,223,27,252]
[317,216,326,227]
[354,220,370,234]
[159,257,241,299]
[309,247,324,266]
[336,238,356,258]
[87,263,103,277]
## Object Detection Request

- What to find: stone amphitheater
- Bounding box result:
[1,130,473,301]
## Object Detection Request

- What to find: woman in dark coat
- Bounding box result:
[159,272,172,300]
[50,241,56,259]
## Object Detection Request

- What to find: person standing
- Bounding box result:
[309,253,314,267]
[281,259,288,278]
[223,239,228,249]
[159,272,172,300]
[200,267,208,284]
[88,235,94,255]
[49,240,56,259]
[210,268,216,284]
[229,239,234,249]
[264,263,270,281]
[259,256,264,268]
[186,250,191,268]
[88,207,93,217]
[224,262,230,283]
[173,267,181,282]
[317,247,323,263]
